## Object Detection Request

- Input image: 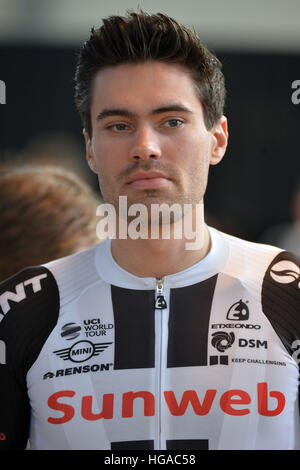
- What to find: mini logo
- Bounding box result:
[0,433,6,441]
[226,299,249,321]
[211,331,235,352]
[270,260,300,287]
[53,340,112,363]
[61,322,81,340]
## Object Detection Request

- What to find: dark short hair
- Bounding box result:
[74,10,226,137]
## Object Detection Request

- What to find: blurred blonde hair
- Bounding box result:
[0,165,101,281]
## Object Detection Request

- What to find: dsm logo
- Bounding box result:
[211,331,235,352]
[226,299,249,321]
[53,340,112,363]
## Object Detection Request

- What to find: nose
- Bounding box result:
[129,125,162,161]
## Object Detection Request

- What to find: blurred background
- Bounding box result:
[0,0,299,252]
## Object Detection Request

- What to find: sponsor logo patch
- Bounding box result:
[53,340,112,363]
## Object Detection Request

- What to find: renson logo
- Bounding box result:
[47,383,285,424]
[0,274,48,317]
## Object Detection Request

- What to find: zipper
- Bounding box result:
[155,278,167,310]
[155,278,167,450]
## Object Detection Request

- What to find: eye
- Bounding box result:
[163,119,184,128]
[106,123,130,131]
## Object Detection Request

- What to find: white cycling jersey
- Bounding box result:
[0,226,299,450]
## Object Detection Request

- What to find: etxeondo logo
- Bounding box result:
[226,300,249,321]
[47,383,285,424]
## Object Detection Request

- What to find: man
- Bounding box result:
[0,11,299,450]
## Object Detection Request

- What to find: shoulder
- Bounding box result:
[217,228,299,292]
[0,240,109,329]
[43,241,106,310]
[216,229,300,348]
[0,265,60,376]
[260,249,300,341]
[0,265,59,322]
[218,229,283,273]
[0,241,108,374]
[215,229,286,287]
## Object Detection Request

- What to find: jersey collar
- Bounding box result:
[94,226,229,290]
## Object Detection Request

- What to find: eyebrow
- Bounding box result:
[96,104,193,121]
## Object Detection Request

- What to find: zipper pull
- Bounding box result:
[155,278,167,310]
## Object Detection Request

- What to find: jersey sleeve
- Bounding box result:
[261,250,300,355]
[0,266,60,449]
[261,249,300,416]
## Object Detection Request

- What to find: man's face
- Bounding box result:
[84,61,228,213]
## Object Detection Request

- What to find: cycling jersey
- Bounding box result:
[0,226,299,450]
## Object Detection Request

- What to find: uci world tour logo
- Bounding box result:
[270,260,300,288]
[61,322,82,340]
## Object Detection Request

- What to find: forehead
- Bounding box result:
[90,61,201,114]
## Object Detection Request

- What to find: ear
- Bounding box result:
[83,128,99,174]
[209,116,229,166]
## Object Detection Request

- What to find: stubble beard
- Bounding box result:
[98,160,209,239]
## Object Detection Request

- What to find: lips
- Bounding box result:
[127,171,170,183]
[127,171,172,189]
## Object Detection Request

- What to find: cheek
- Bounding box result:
[173,134,210,168]
[92,140,119,175]
[172,131,209,154]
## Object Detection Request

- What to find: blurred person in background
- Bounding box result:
[0,131,97,189]
[0,165,101,281]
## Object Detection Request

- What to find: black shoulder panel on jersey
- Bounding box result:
[0,266,60,449]
[261,251,300,357]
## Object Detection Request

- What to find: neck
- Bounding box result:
[110,205,211,278]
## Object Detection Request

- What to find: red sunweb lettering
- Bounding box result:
[122,391,155,418]
[164,390,217,416]
[47,383,286,423]
[48,390,75,424]
[82,394,114,420]
[257,382,285,416]
[220,390,251,415]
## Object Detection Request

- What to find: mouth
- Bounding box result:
[126,171,172,189]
